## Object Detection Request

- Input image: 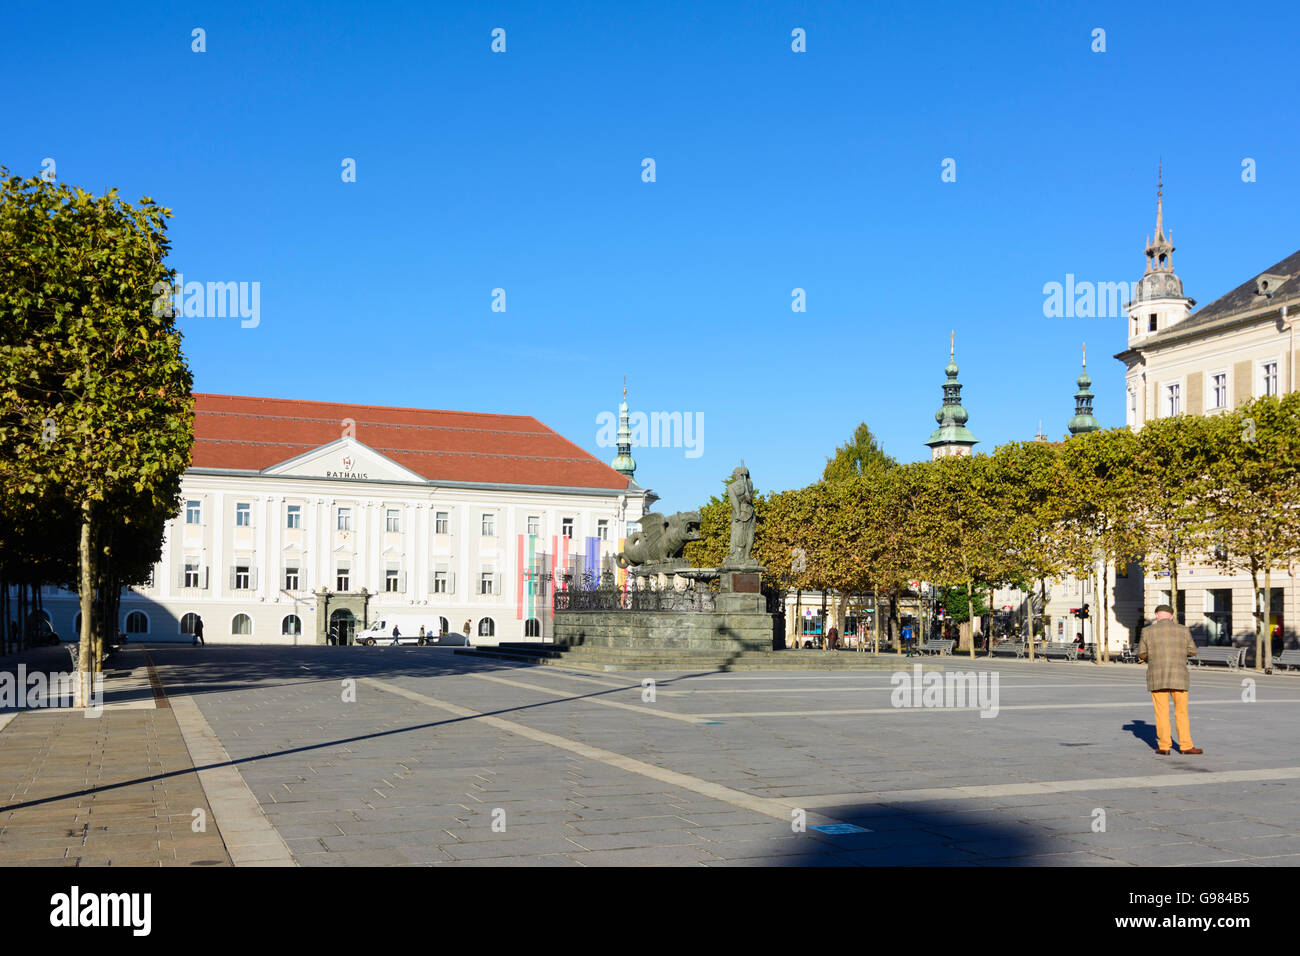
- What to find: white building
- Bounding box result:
[43,393,652,646]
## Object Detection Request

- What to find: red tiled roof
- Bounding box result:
[190,394,632,491]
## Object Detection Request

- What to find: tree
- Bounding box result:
[991,440,1065,659]
[0,170,194,704]
[823,423,897,482]
[1056,428,1145,663]
[1203,394,1300,670]
[911,455,1002,658]
[1129,413,1220,621]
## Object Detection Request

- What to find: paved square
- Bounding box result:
[124,645,1300,866]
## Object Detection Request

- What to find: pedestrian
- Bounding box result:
[463,619,471,636]
[827,625,839,651]
[1136,604,1202,755]
[194,616,205,646]
[392,624,400,645]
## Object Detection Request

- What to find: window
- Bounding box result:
[386,509,400,532]
[179,613,200,636]
[438,616,449,636]
[527,516,540,536]
[435,511,449,534]
[597,519,609,541]
[231,614,252,636]
[481,513,495,536]
[626,521,639,538]
[336,567,350,591]
[185,500,201,524]
[478,618,495,637]
[286,504,301,529]
[1205,589,1232,645]
[1148,314,1158,332]
[433,571,448,594]
[184,561,201,588]
[124,611,148,634]
[282,615,302,636]
[1165,383,1181,416]
[561,517,574,538]
[284,567,300,591]
[385,567,400,592]
[480,572,494,595]
[235,502,251,527]
[1263,361,1279,397]
[524,618,541,638]
[1212,373,1227,409]
[234,565,251,590]
[337,508,352,531]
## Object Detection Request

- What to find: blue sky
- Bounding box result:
[4,1,1297,509]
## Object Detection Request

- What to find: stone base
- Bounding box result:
[554,609,776,653]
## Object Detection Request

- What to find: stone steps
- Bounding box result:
[456,644,916,672]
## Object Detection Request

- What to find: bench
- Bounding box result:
[918,639,955,656]
[1191,645,1246,669]
[989,640,1027,658]
[1040,642,1079,661]
[1272,649,1300,672]
[65,643,114,668]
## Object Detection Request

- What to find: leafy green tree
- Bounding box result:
[990,440,1065,658]
[0,171,193,703]
[1203,395,1300,669]
[1056,428,1145,663]
[823,423,896,482]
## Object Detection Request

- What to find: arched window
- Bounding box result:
[281,615,301,636]
[124,611,149,634]
[73,612,82,635]
[231,614,253,636]
[478,618,495,637]
[179,613,200,635]
[524,618,540,638]
[438,616,449,636]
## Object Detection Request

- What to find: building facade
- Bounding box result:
[1115,185,1298,653]
[41,393,652,646]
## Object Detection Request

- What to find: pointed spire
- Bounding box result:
[610,378,636,479]
[1137,164,1184,302]
[1069,342,1101,435]
[926,334,977,458]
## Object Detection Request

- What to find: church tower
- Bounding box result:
[925,333,978,459]
[1068,343,1102,435]
[609,383,637,479]
[1126,167,1195,348]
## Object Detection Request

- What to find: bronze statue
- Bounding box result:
[727,462,755,564]
[617,511,702,568]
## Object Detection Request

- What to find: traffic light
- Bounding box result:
[1080,604,1090,620]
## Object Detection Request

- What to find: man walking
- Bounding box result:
[1136,604,1201,755]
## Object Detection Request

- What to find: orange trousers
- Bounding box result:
[1151,690,1193,751]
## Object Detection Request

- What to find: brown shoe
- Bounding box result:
[1156,749,1171,755]
[1178,747,1203,755]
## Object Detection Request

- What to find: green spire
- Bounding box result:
[1068,343,1101,435]
[610,379,637,478]
[925,332,978,457]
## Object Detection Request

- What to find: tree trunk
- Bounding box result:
[966,578,976,659]
[76,501,96,707]
[1170,549,1180,624]
[1250,561,1263,673]
[1262,562,1273,672]
[794,589,801,650]
[1027,583,1036,661]
[1102,560,1111,664]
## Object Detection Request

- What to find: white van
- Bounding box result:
[355,618,468,647]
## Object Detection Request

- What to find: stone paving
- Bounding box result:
[0,647,231,866]
[3,643,1299,866]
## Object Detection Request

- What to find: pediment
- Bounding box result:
[262,438,425,484]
